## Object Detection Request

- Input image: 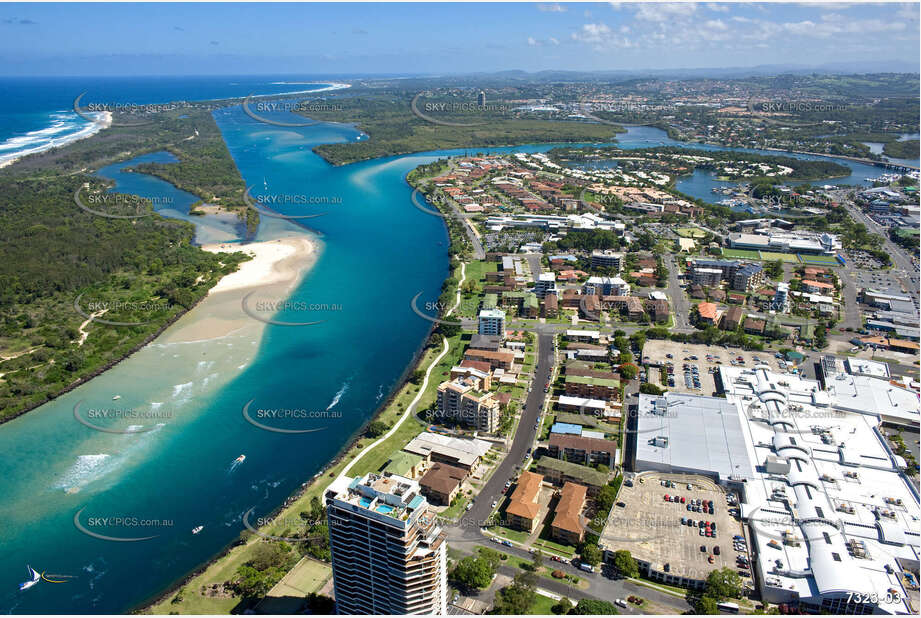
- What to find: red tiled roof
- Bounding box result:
[552,482,588,535]
[506,471,543,519]
[698,302,717,320]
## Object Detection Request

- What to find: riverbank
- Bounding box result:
[158,236,320,344]
[140,300,456,615]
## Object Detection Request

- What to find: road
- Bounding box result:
[665,254,692,332]
[839,197,919,299]
[450,541,690,613]
[448,329,555,537]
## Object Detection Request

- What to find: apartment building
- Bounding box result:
[547,433,618,467]
[477,308,506,337]
[506,471,543,533]
[326,473,447,615]
[550,482,588,545]
[582,276,630,297]
[590,250,624,271]
[534,272,558,299]
[436,379,501,433]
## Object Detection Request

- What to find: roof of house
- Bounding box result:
[506,471,543,520]
[744,317,766,331]
[460,359,492,373]
[802,279,834,289]
[534,457,609,487]
[723,306,744,325]
[464,349,515,363]
[549,433,617,457]
[419,462,467,495]
[698,302,718,320]
[552,482,588,535]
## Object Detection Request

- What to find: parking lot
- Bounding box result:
[642,340,787,395]
[852,269,910,299]
[602,472,748,584]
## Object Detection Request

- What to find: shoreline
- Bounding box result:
[139,173,452,616]
[159,235,320,344]
[0,110,111,169]
[0,234,320,426]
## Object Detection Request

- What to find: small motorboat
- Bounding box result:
[234,454,246,464]
[192,525,204,535]
[112,395,121,400]
[19,565,40,591]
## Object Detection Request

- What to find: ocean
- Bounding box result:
[0,75,342,166]
[0,78,886,613]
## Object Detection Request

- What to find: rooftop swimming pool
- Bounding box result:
[375,504,395,515]
[359,497,372,508]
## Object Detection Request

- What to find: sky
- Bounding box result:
[0,2,918,76]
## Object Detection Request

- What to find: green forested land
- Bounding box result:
[0,107,256,234]
[300,96,622,165]
[883,139,920,160]
[0,163,249,422]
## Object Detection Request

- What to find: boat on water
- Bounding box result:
[19,566,40,591]
[233,454,246,464]
[112,395,121,400]
[192,525,204,535]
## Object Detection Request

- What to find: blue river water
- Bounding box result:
[0,109,887,613]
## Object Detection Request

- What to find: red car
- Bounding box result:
[664,494,670,501]
[680,497,686,504]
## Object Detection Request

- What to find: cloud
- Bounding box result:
[571,22,612,45]
[210,40,219,46]
[633,3,698,22]
[3,17,37,25]
[537,3,566,12]
[352,27,368,35]
[528,35,561,47]
[571,22,634,49]
[173,25,184,31]
[706,3,730,12]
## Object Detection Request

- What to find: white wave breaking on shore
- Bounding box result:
[0,110,111,169]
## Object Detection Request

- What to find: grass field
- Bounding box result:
[721,248,761,259]
[256,558,331,614]
[528,593,558,614]
[759,251,800,263]
[800,254,840,265]
[675,226,707,239]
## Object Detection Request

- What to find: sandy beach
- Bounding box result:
[0,110,112,169]
[160,235,320,343]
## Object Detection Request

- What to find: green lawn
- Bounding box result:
[528,593,559,614]
[759,251,799,263]
[721,248,761,260]
[532,538,577,558]
[440,495,471,521]
[675,226,707,239]
[487,524,530,544]
[256,558,331,614]
[799,254,840,265]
